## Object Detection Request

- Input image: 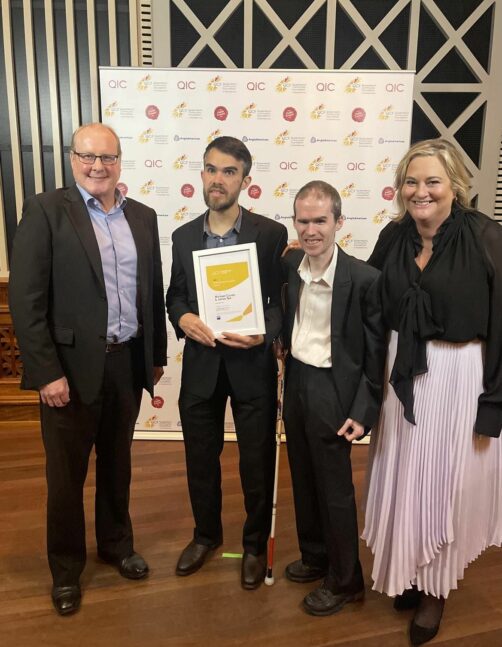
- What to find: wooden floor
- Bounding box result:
[1,423,502,646]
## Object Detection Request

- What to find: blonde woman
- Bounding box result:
[363,138,502,645]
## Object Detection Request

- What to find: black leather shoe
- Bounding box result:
[285,559,328,583]
[241,552,266,590]
[409,596,445,645]
[175,540,220,576]
[303,586,364,616]
[51,585,81,616]
[394,586,421,611]
[99,551,149,579]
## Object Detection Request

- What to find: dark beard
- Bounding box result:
[203,187,237,212]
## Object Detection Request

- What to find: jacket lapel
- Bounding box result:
[237,209,259,244]
[64,186,105,290]
[331,247,352,348]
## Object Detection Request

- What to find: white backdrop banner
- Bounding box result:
[99,67,414,439]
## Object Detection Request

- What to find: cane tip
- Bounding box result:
[264,576,274,586]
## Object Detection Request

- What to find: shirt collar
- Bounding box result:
[203,207,242,236]
[297,244,338,287]
[76,183,126,213]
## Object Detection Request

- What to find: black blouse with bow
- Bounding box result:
[368,202,502,438]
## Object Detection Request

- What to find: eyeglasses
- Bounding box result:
[71,151,120,165]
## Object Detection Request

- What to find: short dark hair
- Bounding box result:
[293,180,342,221]
[203,136,252,177]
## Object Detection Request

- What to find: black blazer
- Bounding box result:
[9,185,167,403]
[166,208,288,400]
[282,247,386,430]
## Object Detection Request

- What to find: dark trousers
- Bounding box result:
[41,342,143,586]
[179,361,276,555]
[283,357,364,593]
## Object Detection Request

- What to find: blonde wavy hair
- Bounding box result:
[394,138,471,218]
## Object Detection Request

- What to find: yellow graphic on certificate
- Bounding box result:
[206,262,249,291]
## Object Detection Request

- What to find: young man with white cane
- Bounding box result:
[280,181,386,615]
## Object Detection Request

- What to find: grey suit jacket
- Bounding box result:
[9,185,167,403]
[283,246,386,430]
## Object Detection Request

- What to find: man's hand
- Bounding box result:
[337,418,364,442]
[218,332,264,349]
[179,313,216,347]
[40,376,70,408]
[281,240,302,257]
[153,366,164,385]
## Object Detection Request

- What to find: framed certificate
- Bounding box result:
[192,243,265,336]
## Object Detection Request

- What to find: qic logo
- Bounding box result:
[247,81,266,91]
[279,161,298,170]
[346,162,366,171]
[108,79,127,89]
[386,83,405,93]
[145,159,163,168]
[177,80,196,90]
[316,82,335,92]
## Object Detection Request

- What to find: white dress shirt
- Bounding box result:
[291,245,338,368]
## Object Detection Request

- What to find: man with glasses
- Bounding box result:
[9,122,167,615]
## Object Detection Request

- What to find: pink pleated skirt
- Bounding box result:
[362,331,502,598]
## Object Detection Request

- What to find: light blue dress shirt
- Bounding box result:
[76,184,138,343]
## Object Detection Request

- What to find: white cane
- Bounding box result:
[264,356,286,585]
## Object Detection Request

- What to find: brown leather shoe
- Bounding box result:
[52,585,81,616]
[285,559,327,583]
[241,552,266,590]
[303,586,364,616]
[176,540,220,576]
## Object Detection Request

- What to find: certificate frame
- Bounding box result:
[192,242,265,337]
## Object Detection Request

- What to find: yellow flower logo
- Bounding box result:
[275,130,289,145]
[340,183,355,198]
[207,75,222,91]
[274,183,288,197]
[310,104,325,120]
[276,76,291,93]
[140,180,155,195]
[308,157,323,172]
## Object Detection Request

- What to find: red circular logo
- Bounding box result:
[382,186,395,201]
[151,396,164,409]
[116,182,128,196]
[214,106,228,121]
[352,107,366,123]
[283,107,297,122]
[145,104,160,120]
[248,185,262,199]
[181,183,195,198]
